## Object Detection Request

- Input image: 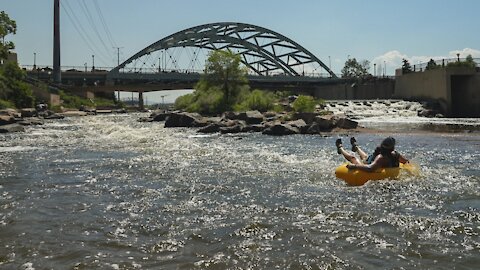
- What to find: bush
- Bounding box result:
[233,89,275,112]
[292,95,317,113]
[174,93,195,110]
[0,99,15,109]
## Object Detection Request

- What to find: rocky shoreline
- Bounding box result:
[140,110,359,136]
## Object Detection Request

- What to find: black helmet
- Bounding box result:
[381,136,395,150]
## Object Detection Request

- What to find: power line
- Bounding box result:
[77,0,112,62]
[93,0,117,48]
[61,0,110,65]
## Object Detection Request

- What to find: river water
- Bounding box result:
[0,112,479,269]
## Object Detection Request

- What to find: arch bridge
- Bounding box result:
[107,22,337,87]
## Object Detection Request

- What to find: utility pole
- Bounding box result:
[33,52,37,70]
[92,55,95,72]
[113,47,123,66]
[53,0,61,83]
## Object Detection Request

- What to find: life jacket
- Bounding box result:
[367,150,400,167]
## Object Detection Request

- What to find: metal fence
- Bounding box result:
[410,57,480,73]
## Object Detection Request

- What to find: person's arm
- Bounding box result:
[398,153,409,164]
[346,156,382,172]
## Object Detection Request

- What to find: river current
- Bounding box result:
[0,112,479,269]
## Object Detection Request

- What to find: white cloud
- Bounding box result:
[448,48,480,58]
[371,48,480,74]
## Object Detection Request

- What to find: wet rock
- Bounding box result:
[0,109,20,118]
[223,110,264,125]
[336,118,358,129]
[220,122,245,134]
[292,112,318,125]
[152,111,170,121]
[164,112,205,128]
[243,124,267,133]
[263,123,299,136]
[314,115,336,131]
[21,108,37,118]
[305,123,324,134]
[287,119,308,133]
[198,123,222,133]
[44,113,65,120]
[0,115,15,126]
[0,124,25,133]
[17,118,44,126]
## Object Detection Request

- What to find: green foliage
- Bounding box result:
[58,90,116,109]
[401,58,412,73]
[292,95,317,113]
[341,58,371,79]
[0,61,34,108]
[233,89,276,112]
[174,93,195,110]
[447,54,477,68]
[0,99,14,109]
[174,50,251,114]
[0,11,17,60]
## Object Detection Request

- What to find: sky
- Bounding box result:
[3,0,480,103]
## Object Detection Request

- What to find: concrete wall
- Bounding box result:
[395,67,478,117]
[313,79,395,100]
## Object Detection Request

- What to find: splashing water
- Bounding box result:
[0,113,478,269]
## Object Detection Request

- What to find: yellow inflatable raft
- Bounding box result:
[335,162,417,186]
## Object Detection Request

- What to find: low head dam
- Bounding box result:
[394,67,480,117]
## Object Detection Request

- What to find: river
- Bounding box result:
[0,112,479,269]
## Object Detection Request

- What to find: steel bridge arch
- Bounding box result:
[110,22,336,78]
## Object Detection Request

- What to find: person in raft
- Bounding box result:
[335,136,409,172]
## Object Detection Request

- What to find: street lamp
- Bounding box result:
[92,55,95,72]
[456,53,460,62]
[33,52,37,70]
[374,63,376,77]
[84,62,87,72]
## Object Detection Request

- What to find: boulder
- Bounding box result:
[243,124,267,133]
[223,110,264,125]
[336,117,358,129]
[152,111,170,121]
[17,118,44,126]
[198,123,222,133]
[287,119,308,133]
[21,108,37,118]
[0,124,25,133]
[0,115,15,126]
[220,123,244,134]
[305,123,324,134]
[164,112,205,128]
[239,110,264,125]
[314,115,336,131]
[262,123,299,136]
[292,112,318,125]
[44,113,65,120]
[0,109,20,118]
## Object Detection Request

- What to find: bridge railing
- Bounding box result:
[22,65,112,73]
[22,64,343,79]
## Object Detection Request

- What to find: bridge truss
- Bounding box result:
[110,22,337,78]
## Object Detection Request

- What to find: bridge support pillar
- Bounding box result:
[138,91,144,111]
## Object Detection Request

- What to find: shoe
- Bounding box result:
[335,138,343,154]
[350,137,358,152]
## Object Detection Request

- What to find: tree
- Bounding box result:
[0,11,17,60]
[401,58,412,73]
[341,58,370,79]
[200,50,248,105]
[425,59,437,70]
[177,50,250,114]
